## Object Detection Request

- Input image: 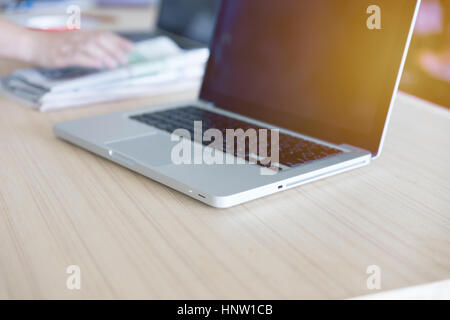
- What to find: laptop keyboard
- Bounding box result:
[130,106,342,169]
[36,67,98,80]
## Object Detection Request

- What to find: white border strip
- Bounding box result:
[352,279,450,300]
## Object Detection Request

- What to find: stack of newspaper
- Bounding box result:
[1,37,209,111]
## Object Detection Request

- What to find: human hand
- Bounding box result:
[26,30,134,69]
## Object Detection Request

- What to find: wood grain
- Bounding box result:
[0,8,449,300]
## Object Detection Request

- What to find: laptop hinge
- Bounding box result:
[199,99,215,108]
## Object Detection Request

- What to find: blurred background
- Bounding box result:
[400,0,450,108]
[0,0,448,108]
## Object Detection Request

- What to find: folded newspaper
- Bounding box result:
[1,37,209,111]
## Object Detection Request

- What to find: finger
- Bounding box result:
[97,33,132,66]
[102,32,135,51]
[70,52,104,69]
[113,34,135,51]
[82,43,120,69]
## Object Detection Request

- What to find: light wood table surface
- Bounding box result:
[0,7,449,300]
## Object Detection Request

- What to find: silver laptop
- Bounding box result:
[54,0,421,208]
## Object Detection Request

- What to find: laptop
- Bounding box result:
[119,0,222,48]
[54,0,421,208]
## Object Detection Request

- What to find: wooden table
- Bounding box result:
[1,8,449,300]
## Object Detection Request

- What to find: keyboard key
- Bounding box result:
[130,106,342,169]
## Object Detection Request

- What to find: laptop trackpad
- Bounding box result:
[106,133,177,167]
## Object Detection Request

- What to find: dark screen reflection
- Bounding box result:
[202,0,417,154]
[158,0,221,45]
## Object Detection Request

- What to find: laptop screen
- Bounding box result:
[158,0,221,45]
[200,0,419,156]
